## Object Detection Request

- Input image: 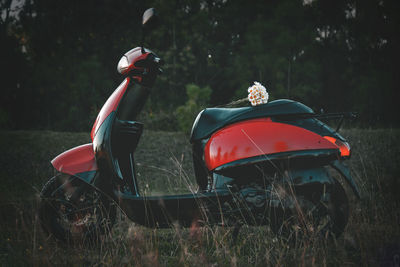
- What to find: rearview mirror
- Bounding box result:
[142,8,155,26]
[141,8,157,53]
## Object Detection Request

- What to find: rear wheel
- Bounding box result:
[38,175,116,244]
[270,179,349,240]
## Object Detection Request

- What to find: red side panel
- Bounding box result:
[91,77,130,140]
[51,143,97,175]
[204,118,338,170]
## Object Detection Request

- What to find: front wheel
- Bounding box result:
[38,174,116,244]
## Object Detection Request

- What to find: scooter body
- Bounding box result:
[40,8,359,241]
[50,62,359,228]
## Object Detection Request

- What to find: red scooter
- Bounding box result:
[39,8,360,243]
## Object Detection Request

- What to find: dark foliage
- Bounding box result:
[1,0,399,131]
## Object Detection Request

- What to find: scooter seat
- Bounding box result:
[190,99,314,142]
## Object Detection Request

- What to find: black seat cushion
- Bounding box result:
[190,99,314,142]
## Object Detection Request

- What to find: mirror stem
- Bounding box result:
[140,29,145,54]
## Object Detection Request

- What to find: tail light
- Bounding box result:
[323,136,351,158]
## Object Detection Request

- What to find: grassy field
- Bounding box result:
[0,129,399,266]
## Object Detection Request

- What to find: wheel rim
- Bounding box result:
[40,176,115,243]
[270,181,349,239]
[56,186,105,239]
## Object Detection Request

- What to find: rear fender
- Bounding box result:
[287,167,334,187]
[269,167,337,196]
[278,161,360,199]
[331,160,361,198]
[51,143,97,184]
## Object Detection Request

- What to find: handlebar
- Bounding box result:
[131,53,162,87]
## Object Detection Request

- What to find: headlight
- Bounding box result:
[117,56,129,74]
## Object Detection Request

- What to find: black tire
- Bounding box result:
[38,175,116,244]
[270,179,349,240]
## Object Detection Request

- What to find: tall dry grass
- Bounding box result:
[0,129,399,266]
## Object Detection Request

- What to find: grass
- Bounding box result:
[0,128,399,266]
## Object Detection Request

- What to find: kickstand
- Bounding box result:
[231,222,242,245]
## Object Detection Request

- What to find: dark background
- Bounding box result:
[1,0,399,131]
[1,2,400,265]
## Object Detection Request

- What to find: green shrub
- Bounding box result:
[175,84,211,133]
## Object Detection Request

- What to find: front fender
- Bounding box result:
[51,143,97,183]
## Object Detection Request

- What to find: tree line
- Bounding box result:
[1,0,399,131]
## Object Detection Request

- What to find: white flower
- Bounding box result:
[248,81,269,106]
